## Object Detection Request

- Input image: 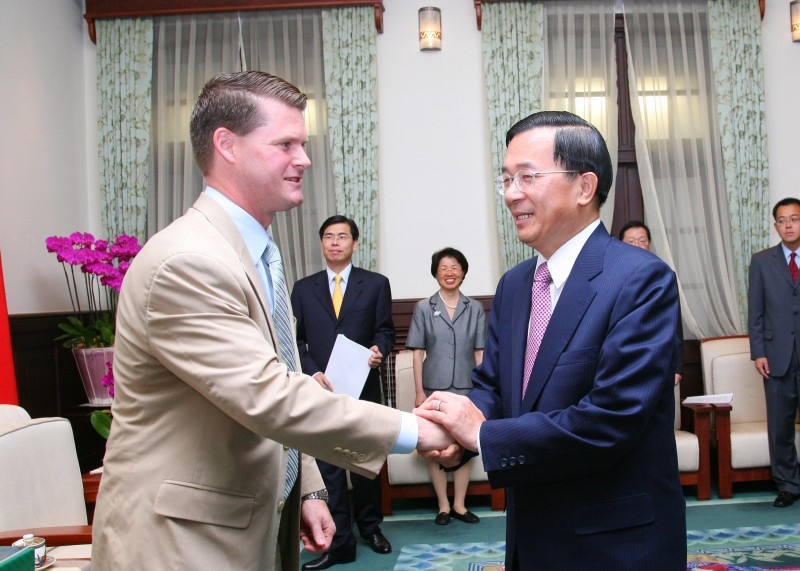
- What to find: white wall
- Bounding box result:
[377,0,499,300]
[1,0,798,314]
[0,0,94,314]
[762,0,800,245]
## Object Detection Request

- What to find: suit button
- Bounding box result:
[334,447,342,454]
[518,455,526,465]
[500,458,508,468]
[283,445,289,451]
[509,456,517,466]
[343,449,351,456]
[277,500,285,512]
[358,454,367,462]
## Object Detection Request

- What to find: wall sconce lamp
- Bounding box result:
[792,1,800,42]
[419,7,442,51]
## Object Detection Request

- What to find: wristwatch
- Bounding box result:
[302,489,329,503]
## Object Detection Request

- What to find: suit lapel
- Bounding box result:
[510,260,537,417]
[771,245,796,288]
[311,271,337,320]
[339,267,364,319]
[521,227,606,411]
[191,194,275,339]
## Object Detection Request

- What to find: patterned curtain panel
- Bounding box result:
[481,2,544,272]
[708,0,770,328]
[543,1,617,231]
[321,7,379,271]
[150,11,334,288]
[96,18,153,242]
[624,0,742,337]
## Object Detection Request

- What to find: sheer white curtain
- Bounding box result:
[624,0,742,338]
[543,1,618,230]
[149,11,334,286]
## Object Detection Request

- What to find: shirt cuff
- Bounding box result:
[476,424,482,456]
[391,411,419,454]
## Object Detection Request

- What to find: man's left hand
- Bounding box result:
[368,346,383,369]
[415,392,485,453]
[299,500,335,553]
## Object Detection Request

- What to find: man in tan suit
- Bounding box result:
[91,71,451,570]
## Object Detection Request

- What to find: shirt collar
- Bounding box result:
[203,186,270,266]
[327,264,353,284]
[781,243,798,261]
[537,218,601,292]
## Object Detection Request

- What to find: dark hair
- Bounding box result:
[505,110,613,207]
[618,220,651,242]
[190,71,307,175]
[430,247,469,278]
[773,198,800,219]
[319,215,359,241]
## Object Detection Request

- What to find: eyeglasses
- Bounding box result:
[775,216,800,227]
[624,238,650,246]
[494,169,579,196]
[322,233,351,243]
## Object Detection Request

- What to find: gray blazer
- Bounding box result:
[406,293,486,393]
[748,243,800,377]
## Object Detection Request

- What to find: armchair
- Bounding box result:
[380,351,504,515]
[0,405,92,568]
[700,335,800,498]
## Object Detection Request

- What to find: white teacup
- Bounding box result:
[12,534,46,567]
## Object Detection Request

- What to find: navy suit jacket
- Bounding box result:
[470,224,686,570]
[748,244,800,377]
[290,267,395,403]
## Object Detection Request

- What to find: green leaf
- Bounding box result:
[90,410,112,439]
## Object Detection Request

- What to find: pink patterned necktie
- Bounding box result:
[522,262,552,399]
[791,252,799,284]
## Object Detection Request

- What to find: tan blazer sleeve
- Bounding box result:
[143,245,402,477]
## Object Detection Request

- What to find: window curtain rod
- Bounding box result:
[84,0,385,42]
[472,0,764,30]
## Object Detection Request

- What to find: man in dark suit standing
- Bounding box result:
[417,111,686,570]
[291,215,395,570]
[749,197,800,508]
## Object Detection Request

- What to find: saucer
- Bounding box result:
[37,556,56,570]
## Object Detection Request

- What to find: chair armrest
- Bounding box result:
[711,402,734,498]
[0,525,93,546]
[682,403,714,414]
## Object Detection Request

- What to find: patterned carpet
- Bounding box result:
[393,524,800,571]
[688,523,800,569]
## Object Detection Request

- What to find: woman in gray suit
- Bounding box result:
[407,247,487,525]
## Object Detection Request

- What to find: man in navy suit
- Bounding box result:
[291,215,395,570]
[417,111,686,570]
[749,197,800,508]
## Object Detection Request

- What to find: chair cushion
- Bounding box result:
[674,429,699,472]
[729,422,800,469]
[712,353,766,424]
[0,404,31,426]
[0,417,88,530]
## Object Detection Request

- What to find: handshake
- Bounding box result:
[412,391,486,468]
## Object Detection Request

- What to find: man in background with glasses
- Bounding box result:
[416,110,686,570]
[749,197,800,508]
[291,215,395,569]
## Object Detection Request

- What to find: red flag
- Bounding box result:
[0,252,18,404]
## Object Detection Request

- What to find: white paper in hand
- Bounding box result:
[324,334,372,398]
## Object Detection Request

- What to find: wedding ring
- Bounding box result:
[435,400,441,412]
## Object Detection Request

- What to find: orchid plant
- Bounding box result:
[46,231,141,440]
[45,232,142,348]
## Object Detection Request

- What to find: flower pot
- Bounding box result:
[72,347,114,406]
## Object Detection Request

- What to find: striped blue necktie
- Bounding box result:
[262,237,299,500]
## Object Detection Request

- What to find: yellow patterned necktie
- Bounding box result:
[332,274,343,317]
